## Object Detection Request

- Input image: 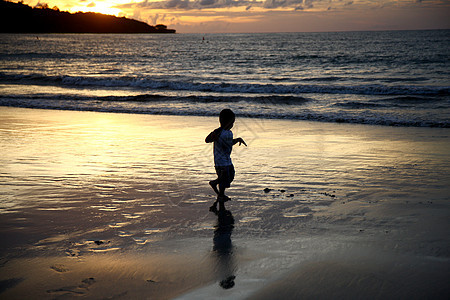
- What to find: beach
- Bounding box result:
[0,106,449,299]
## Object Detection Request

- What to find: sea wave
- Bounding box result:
[0,94,310,105]
[1,73,449,96]
[376,96,444,104]
[1,95,448,128]
[333,102,386,109]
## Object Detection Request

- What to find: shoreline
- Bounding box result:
[1,102,448,128]
[0,107,449,299]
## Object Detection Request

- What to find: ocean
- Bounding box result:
[1,30,450,299]
[1,30,449,127]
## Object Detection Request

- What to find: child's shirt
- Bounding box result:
[214,129,233,167]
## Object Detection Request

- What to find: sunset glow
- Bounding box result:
[70,2,123,16]
[10,0,450,33]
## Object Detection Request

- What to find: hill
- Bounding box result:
[0,0,176,33]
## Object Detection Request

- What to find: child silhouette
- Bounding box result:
[205,109,246,211]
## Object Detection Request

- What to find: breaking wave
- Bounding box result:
[2,73,449,96]
[1,93,448,128]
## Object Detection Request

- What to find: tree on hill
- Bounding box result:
[0,0,176,33]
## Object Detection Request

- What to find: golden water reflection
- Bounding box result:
[0,107,449,255]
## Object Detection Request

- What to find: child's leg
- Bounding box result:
[209,180,219,195]
[217,185,230,202]
[210,166,222,195]
[210,166,230,212]
[219,185,226,197]
[209,174,220,212]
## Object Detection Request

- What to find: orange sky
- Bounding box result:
[19,0,450,33]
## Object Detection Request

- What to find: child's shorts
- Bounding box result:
[215,165,235,189]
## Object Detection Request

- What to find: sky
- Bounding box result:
[20,0,450,33]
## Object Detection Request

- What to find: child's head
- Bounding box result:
[219,109,235,130]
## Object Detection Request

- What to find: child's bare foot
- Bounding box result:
[209,181,219,194]
[217,195,230,202]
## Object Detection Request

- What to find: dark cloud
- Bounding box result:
[200,0,216,5]
[164,0,191,9]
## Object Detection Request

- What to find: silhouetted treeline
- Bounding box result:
[0,0,176,33]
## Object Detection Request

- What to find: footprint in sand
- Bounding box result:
[50,264,69,273]
[79,277,96,289]
[47,277,96,296]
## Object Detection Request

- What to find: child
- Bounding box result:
[206,109,246,211]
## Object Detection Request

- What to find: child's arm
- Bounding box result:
[205,128,222,143]
[233,137,247,146]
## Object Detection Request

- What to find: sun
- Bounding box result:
[70,2,123,16]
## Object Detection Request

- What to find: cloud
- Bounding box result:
[120,0,314,10]
[151,0,190,9]
[87,2,95,7]
[114,0,450,33]
[128,0,254,10]
[200,0,216,5]
[263,0,308,9]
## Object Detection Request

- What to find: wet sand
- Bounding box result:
[0,107,449,299]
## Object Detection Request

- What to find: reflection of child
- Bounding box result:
[212,208,236,289]
[205,109,246,210]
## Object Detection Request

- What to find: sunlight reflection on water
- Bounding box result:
[0,107,449,259]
